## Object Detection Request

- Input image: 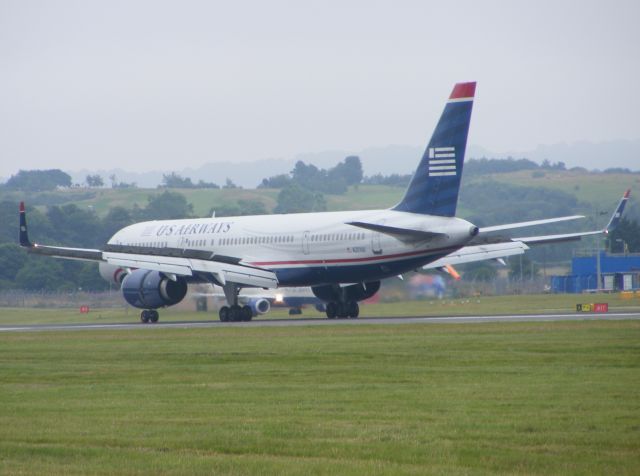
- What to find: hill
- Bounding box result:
[1,168,636,221]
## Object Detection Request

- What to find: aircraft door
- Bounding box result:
[303,230,310,255]
[371,221,383,255]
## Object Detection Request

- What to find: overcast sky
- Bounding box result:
[1,0,639,177]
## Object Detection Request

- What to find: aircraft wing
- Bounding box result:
[19,203,278,289]
[423,241,529,269]
[422,241,529,269]
[103,251,278,288]
[478,215,584,233]
[513,230,602,245]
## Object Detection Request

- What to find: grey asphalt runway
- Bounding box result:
[0,312,638,332]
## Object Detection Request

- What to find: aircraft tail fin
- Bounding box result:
[604,189,630,233]
[19,202,32,247]
[393,82,475,216]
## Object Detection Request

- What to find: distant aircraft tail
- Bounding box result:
[604,189,630,233]
[393,82,475,216]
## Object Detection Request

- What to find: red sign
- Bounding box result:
[80,305,90,314]
[592,303,608,313]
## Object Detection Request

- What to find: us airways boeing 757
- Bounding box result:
[18,82,630,322]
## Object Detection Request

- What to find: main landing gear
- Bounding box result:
[219,304,253,322]
[325,301,359,319]
[140,309,159,324]
[218,284,253,322]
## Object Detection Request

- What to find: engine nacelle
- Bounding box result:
[121,269,187,310]
[311,281,381,303]
[247,298,271,316]
[99,262,129,287]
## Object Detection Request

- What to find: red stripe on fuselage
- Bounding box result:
[249,245,458,267]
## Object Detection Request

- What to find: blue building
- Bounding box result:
[551,252,640,293]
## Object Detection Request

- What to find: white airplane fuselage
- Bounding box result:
[109,209,477,287]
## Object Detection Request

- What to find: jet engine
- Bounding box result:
[121,269,187,310]
[98,262,129,287]
[247,298,271,316]
[311,281,381,303]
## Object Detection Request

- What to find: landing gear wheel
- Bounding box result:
[289,308,302,315]
[229,305,242,322]
[140,310,149,323]
[149,310,159,323]
[241,305,253,321]
[347,301,359,319]
[337,302,349,319]
[325,302,337,319]
[219,306,230,322]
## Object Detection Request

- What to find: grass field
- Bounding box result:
[473,170,640,208]
[1,319,639,474]
[0,293,639,326]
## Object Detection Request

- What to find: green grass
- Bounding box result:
[468,170,640,209]
[0,293,638,326]
[0,320,639,474]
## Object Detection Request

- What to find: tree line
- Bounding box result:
[0,157,637,292]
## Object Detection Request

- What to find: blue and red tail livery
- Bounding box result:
[393,81,475,217]
[605,189,631,232]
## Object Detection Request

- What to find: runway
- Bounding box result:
[1,312,639,332]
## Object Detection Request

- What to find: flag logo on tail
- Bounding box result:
[428,147,456,176]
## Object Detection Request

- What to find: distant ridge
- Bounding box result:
[469,139,640,171]
[62,139,639,188]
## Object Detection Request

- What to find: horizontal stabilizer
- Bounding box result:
[347,221,446,242]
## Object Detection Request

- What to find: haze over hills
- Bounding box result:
[5,139,637,189]
[469,139,640,172]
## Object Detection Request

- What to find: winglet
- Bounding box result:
[19,202,33,247]
[604,189,630,233]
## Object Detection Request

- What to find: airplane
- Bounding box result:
[18,82,630,323]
